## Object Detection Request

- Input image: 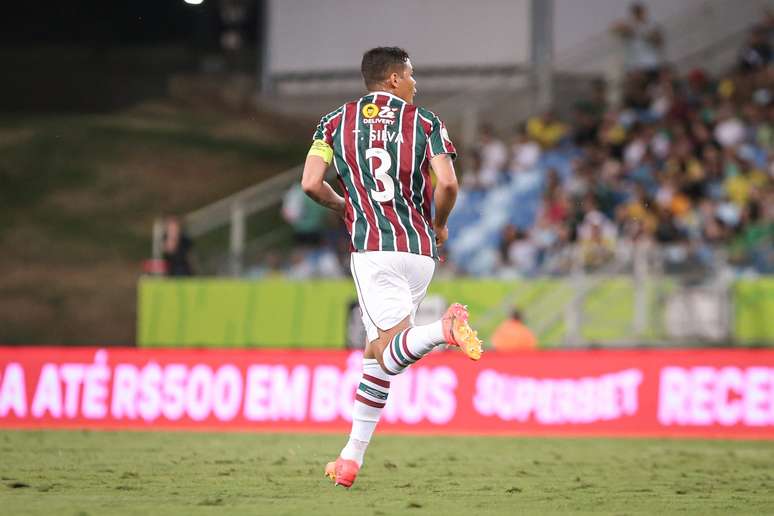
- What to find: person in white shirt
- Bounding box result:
[476,125,508,188]
[611,3,664,75]
[714,104,747,148]
[509,125,541,174]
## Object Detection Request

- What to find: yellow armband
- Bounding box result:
[308,139,333,165]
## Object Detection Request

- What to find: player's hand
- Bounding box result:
[434,225,448,249]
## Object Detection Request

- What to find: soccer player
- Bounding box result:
[300,46,483,488]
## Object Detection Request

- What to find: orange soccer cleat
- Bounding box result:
[324,457,360,488]
[442,303,483,360]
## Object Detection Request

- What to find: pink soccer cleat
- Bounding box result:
[442,303,483,361]
[324,457,360,488]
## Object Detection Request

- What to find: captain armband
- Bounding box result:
[308,139,333,165]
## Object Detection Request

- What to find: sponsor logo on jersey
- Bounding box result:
[362,103,379,119]
[363,118,395,126]
[363,103,398,121]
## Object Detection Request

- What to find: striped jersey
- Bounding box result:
[312,91,457,258]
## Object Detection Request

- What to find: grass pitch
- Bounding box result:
[1,431,773,515]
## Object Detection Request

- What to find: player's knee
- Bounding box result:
[369,337,397,375]
[377,360,396,376]
[370,350,394,376]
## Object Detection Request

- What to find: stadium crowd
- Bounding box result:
[255,14,772,280]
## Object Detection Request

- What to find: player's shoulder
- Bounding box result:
[416,106,441,123]
[415,107,443,134]
[417,107,441,127]
[320,104,346,122]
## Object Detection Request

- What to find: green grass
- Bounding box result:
[0,113,304,237]
[1,431,773,515]
[0,106,308,344]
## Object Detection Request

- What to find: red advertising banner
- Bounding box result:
[0,347,773,438]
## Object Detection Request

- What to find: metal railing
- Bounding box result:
[477,241,735,348]
[152,165,302,276]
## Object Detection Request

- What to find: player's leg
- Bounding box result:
[336,334,396,467]
[327,253,417,486]
[327,252,481,487]
[350,252,447,374]
[326,315,419,487]
[325,334,392,487]
[326,252,406,487]
[373,253,482,375]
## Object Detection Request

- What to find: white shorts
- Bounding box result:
[350,251,436,343]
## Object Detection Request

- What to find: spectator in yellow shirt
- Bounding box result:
[527,111,568,149]
[725,164,768,208]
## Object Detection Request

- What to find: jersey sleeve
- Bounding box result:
[307,139,333,165]
[424,112,457,161]
[311,107,342,146]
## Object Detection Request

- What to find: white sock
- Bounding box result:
[381,320,445,375]
[340,358,390,467]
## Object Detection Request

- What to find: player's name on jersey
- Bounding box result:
[368,127,404,144]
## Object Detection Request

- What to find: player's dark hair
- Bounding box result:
[361,47,410,89]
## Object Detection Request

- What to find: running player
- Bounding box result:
[300,46,483,488]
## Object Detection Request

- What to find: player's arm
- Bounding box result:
[301,140,345,216]
[430,153,458,248]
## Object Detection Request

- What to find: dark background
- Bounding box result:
[0,1,261,112]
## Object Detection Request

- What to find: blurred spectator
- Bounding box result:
[246,251,283,278]
[491,309,538,351]
[540,181,570,225]
[572,105,601,147]
[287,249,316,280]
[459,150,484,190]
[163,216,194,276]
[623,123,648,168]
[475,125,508,187]
[499,224,518,265]
[654,206,684,243]
[316,245,345,277]
[724,157,768,208]
[577,78,609,121]
[611,2,664,76]
[499,225,538,276]
[509,124,541,174]
[648,66,683,120]
[738,26,772,74]
[572,79,608,147]
[616,184,657,237]
[527,110,568,149]
[730,189,774,272]
[714,103,746,148]
[246,245,344,279]
[281,14,773,278]
[282,183,328,246]
[597,110,627,156]
[578,210,617,270]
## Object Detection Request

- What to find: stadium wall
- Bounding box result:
[268,0,708,73]
[137,277,774,348]
[1,347,773,438]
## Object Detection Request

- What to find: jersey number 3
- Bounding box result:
[366,148,395,202]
